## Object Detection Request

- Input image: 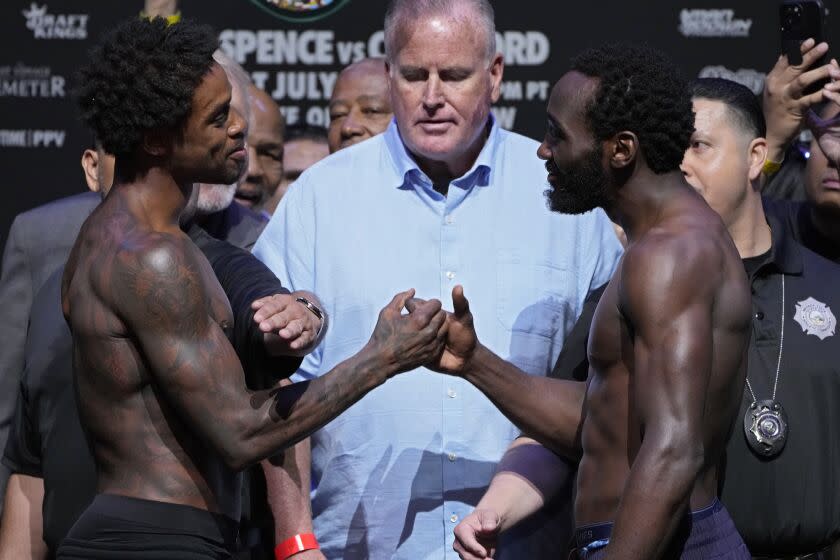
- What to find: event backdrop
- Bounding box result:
[0,0,831,254]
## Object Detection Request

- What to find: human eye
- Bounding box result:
[440,67,471,81]
[401,67,427,82]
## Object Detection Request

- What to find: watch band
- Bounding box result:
[295,296,325,337]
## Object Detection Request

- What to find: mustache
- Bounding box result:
[544,160,561,175]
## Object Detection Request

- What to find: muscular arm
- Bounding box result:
[0,474,47,560]
[463,347,586,459]
[109,236,443,471]
[603,238,716,560]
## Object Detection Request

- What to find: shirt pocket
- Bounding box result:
[495,249,570,339]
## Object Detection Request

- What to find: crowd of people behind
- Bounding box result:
[0,0,838,559]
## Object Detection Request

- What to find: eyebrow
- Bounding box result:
[255,141,283,151]
[356,95,388,104]
[206,98,230,121]
[546,113,565,133]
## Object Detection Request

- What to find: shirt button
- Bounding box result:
[755,311,764,320]
[450,514,459,523]
[446,271,456,280]
[447,388,457,398]
[448,453,457,462]
[445,215,455,225]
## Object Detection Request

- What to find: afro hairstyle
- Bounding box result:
[571,44,694,174]
[76,17,219,158]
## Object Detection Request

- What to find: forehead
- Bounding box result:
[691,98,730,132]
[193,63,231,113]
[548,72,599,135]
[393,14,486,66]
[284,139,327,169]
[249,93,282,139]
[691,97,743,143]
[334,63,388,100]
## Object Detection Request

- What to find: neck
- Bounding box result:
[809,203,840,243]
[112,164,189,231]
[727,191,772,258]
[605,168,688,242]
[411,121,490,194]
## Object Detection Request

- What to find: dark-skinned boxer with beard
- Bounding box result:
[423,44,753,560]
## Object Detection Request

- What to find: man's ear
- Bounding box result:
[80,149,100,192]
[142,129,169,157]
[488,53,505,104]
[608,131,639,170]
[748,137,768,184]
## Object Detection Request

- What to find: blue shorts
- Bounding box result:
[573,499,750,559]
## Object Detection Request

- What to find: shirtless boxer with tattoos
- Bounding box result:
[58,18,446,559]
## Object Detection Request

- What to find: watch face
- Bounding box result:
[743,399,788,458]
[248,0,352,22]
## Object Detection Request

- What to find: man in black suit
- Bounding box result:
[0,144,109,515]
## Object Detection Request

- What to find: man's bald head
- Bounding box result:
[328,57,392,153]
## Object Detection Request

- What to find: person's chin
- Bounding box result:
[544,187,597,215]
[411,136,459,160]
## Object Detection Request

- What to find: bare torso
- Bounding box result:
[575,191,751,527]
[62,191,241,519]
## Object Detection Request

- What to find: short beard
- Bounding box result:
[195,183,236,215]
[544,146,609,215]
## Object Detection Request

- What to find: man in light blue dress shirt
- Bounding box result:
[252,0,623,557]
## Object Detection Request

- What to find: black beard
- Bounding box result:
[544,146,609,215]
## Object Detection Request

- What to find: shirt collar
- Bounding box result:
[759,197,804,276]
[384,114,500,190]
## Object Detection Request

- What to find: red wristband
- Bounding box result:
[274,533,319,560]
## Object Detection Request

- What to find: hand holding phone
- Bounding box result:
[780,0,828,73]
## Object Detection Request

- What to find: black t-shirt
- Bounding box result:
[720,210,840,555]
[742,250,770,279]
[548,283,607,382]
[2,225,301,556]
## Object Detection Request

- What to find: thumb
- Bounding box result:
[452,285,470,318]
[388,288,416,312]
[476,509,500,533]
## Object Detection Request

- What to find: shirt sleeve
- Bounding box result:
[0,218,34,464]
[253,178,322,382]
[201,238,303,389]
[2,380,42,478]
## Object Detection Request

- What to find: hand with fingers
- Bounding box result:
[252,291,324,357]
[764,38,840,162]
[364,289,448,376]
[453,509,501,560]
[407,285,478,376]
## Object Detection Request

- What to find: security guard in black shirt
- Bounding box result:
[683,79,840,559]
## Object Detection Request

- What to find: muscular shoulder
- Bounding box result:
[620,228,725,311]
[108,232,205,325]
